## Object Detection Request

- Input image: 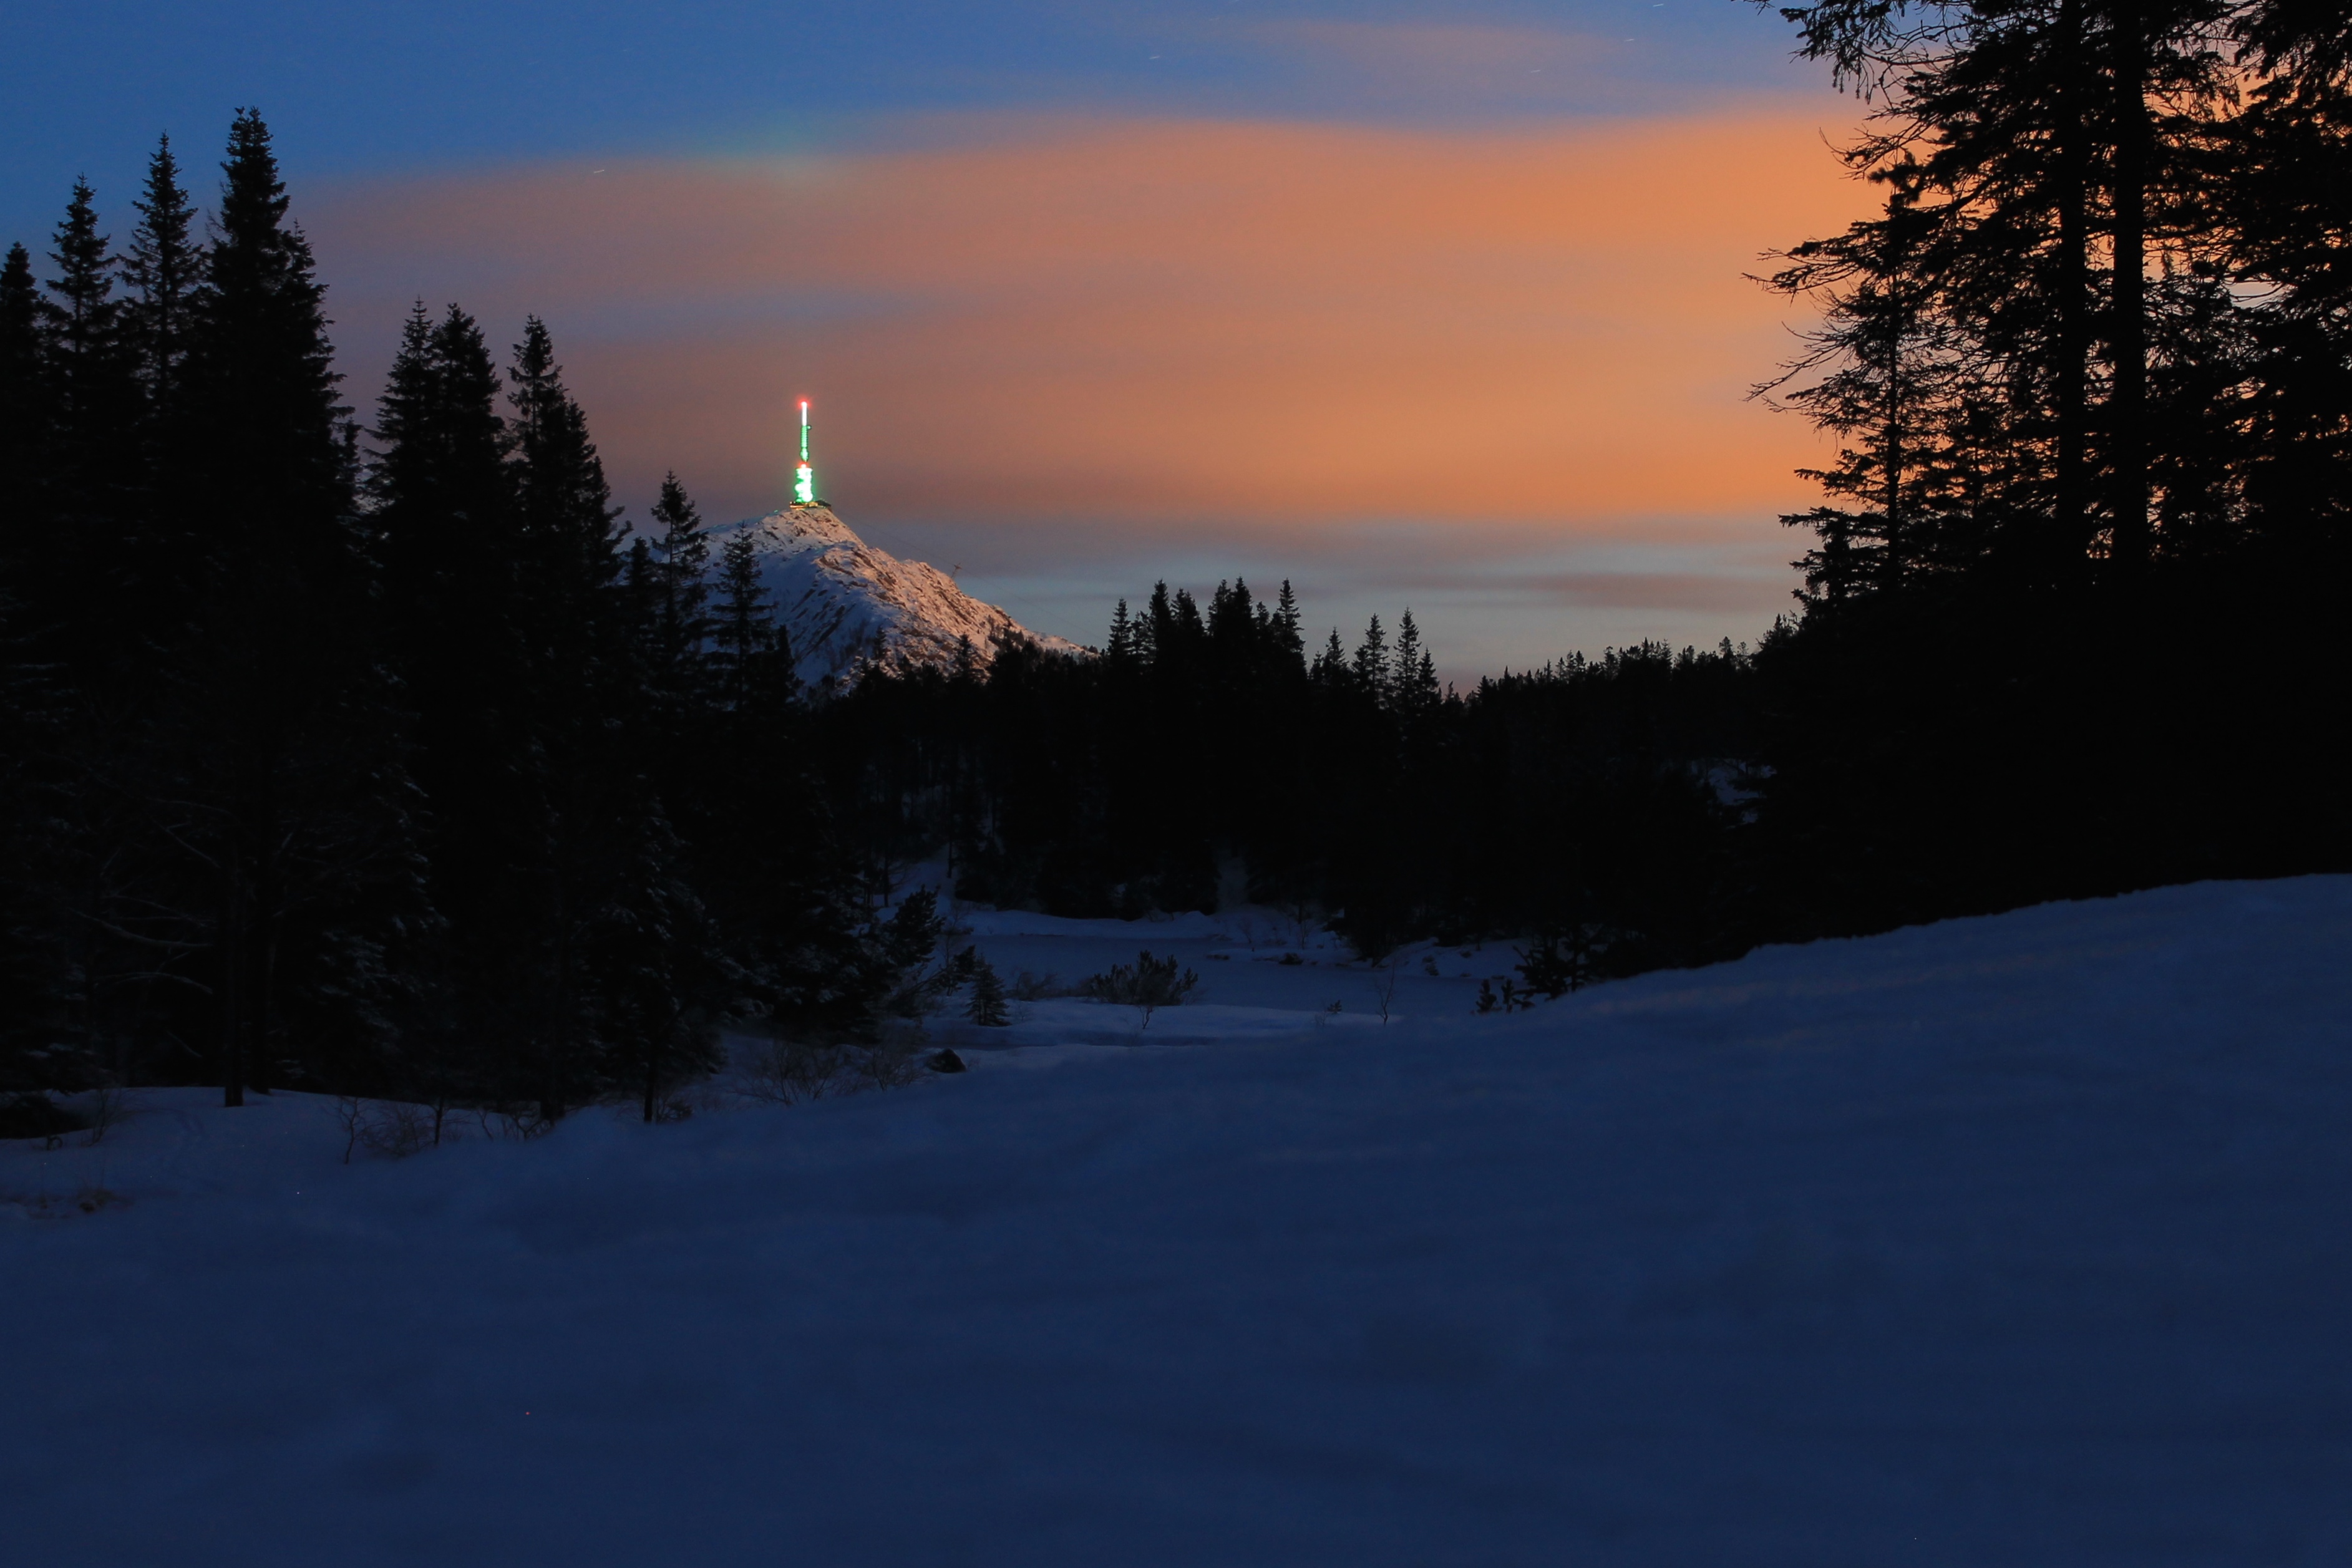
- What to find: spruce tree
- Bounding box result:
[1310,627,1348,685]
[712,528,775,714]
[41,180,130,419]
[1351,614,1389,699]
[966,956,1010,1027]
[1273,579,1304,661]
[178,109,414,1105]
[366,299,555,1106]
[1106,598,1134,667]
[580,796,721,1123]
[119,137,207,634]
[39,179,144,663]
[123,136,200,417]
[647,470,711,701]
[1391,610,1439,715]
[1141,582,1176,668]
[503,316,639,1116]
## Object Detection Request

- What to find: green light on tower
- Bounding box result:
[794,399,815,506]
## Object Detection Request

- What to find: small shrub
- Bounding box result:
[361,1100,434,1159]
[1082,951,1201,1030]
[82,1076,126,1147]
[1515,921,1617,999]
[855,1033,929,1090]
[742,1037,856,1105]
[1010,969,1062,1001]
[1475,977,1538,1014]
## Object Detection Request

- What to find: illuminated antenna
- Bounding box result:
[794,399,816,506]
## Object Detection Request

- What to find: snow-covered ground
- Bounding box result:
[7,878,2351,1564]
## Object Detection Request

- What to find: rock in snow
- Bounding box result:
[707,505,1087,693]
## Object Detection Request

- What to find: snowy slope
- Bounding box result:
[7,877,2352,1564]
[708,504,1088,692]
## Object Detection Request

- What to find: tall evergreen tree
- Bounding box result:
[1391,609,1439,716]
[176,109,415,1105]
[122,136,200,417]
[1105,598,1135,667]
[1351,614,1389,699]
[1273,579,1304,659]
[38,178,144,668]
[505,316,702,1118]
[1310,626,1349,685]
[365,299,553,1106]
[645,470,711,705]
[706,526,799,710]
[41,180,130,423]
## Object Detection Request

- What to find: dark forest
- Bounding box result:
[4,0,2348,1125]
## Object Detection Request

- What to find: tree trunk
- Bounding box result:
[220,853,245,1108]
[2055,0,2091,575]
[2107,3,2150,571]
[249,821,279,1095]
[1880,200,1907,588]
[252,903,279,1095]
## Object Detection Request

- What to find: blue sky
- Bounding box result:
[2,2,1857,675]
[6,1,1809,213]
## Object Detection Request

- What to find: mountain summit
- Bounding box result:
[706,505,1086,694]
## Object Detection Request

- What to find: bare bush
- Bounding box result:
[336,1097,440,1163]
[1083,951,1201,1030]
[468,1105,555,1141]
[361,1100,434,1159]
[335,1095,365,1164]
[82,1075,127,1148]
[1367,952,1406,1024]
[739,1037,857,1105]
[1009,970,1063,1002]
[855,1033,930,1091]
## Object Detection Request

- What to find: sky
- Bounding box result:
[1,2,1876,678]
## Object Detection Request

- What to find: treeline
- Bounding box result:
[0,114,916,1125]
[6,0,2348,1120]
[814,587,1758,975]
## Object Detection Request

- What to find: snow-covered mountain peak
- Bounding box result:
[768,504,862,549]
[708,505,1088,695]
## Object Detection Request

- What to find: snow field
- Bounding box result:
[5,877,2350,1564]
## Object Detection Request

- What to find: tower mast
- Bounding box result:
[794,399,816,506]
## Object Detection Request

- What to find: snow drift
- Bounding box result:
[6,876,2351,1564]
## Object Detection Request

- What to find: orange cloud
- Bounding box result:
[309,109,1874,540]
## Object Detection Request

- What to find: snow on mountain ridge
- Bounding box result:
[710,505,1088,694]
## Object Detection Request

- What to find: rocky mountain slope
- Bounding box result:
[704,505,1086,694]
